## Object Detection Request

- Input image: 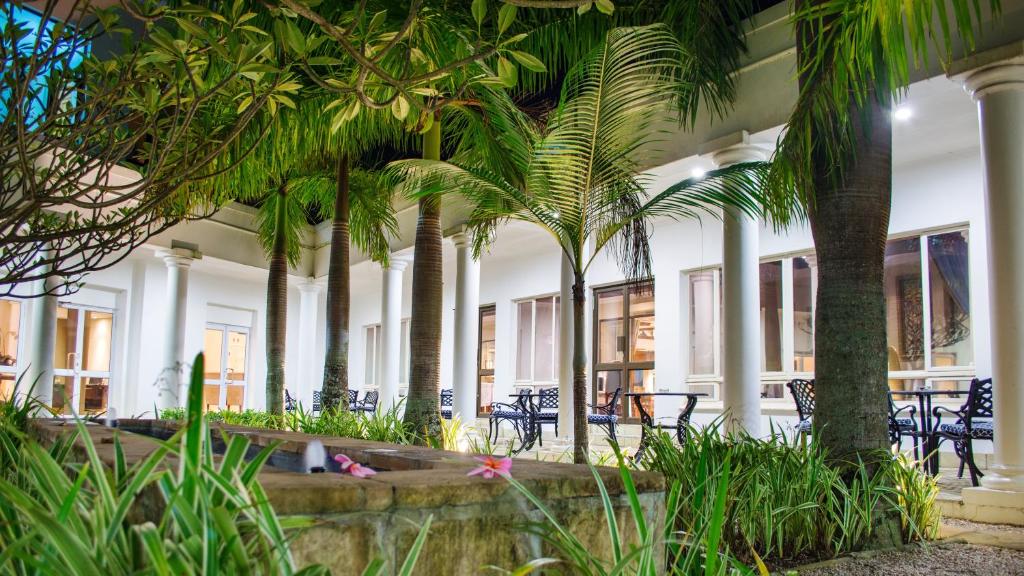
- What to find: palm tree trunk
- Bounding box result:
[265,187,289,415]
[572,272,589,463]
[807,96,893,462]
[321,155,351,411]
[404,115,443,442]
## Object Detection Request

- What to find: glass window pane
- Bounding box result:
[81,311,113,372]
[629,286,655,363]
[595,370,623,416]
[760,261,783,372]
[792,257,815,372]
[627,369,655,418]
[226,331,247,381]
[597,290,624,364]
[54,306,79,370]
[0,300,21,369]
[689,271,716,375]
[53,375,73,415]
[203,384,221,412]
[79,376,109,414]
[928,231,972,367]
[478,375,494,415]
[885,238,924,371]
[225,384,245,412]
[203,328,223,380]
[479,308,496,372]
[364,326,377,386]
[534,297,555,381]
[400,320,410,384]
[516,301,533,380]
[1,373,15,403]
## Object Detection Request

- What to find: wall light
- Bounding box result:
[691,167,706,179]
[893,106,913,121]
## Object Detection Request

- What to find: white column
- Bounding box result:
[380,259,408,410]
[451,232,480,422]
[296,279,322,406]
[558,251,575,438]
[711,138,769,437]
[961,59,1024,492]
[23,276,58,408]
[156,248,198,410]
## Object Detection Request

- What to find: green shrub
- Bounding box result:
[640,421,940,566]
[1,355,430,575]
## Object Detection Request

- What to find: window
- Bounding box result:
[885,230,973,392]
[364,324,383,387]
[683,228,974,400]
[594,284,654,419]
[792,257,816,372]
[0,299,21,401]
[477,306,496,415]
[365,320,411,389]
[515,296,560,383]
[203,324,249,412]
[52,304,114,415]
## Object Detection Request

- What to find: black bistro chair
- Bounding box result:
[888,395,918,459]
[347,389,359,411]
[312,390,322,416]
[932,378,993,486]
[440,389,453,420]
[488,394,530,444]
[284,389,297,412]
[534,387,559,440]
[587,387,622,443]
[355,390,379,414]
[786,379,815,438]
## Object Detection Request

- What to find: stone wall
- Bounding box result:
[29,419,666,574]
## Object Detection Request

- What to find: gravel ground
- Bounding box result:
[798,543,1024,575]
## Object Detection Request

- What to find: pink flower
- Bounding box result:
[467,455,512,479]
[334,454,377,478]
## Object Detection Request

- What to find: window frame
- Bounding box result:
[477,304,496,416]
[682,225,975,403]
[591,282,655,421]
[513,294,561,386]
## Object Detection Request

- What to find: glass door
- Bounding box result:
[203,324,249,412]
[593,283,655,420]
[477,305,496,415]
[52,304,114,415]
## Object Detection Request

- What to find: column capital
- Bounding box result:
[949,41,1024,100]
[700,130,770,168]
[384,258,410,273]
[450,231,471,249]
[156,247,201,269]
[961,62,1024,100]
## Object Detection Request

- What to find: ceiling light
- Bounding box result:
[691,167,706,179]
[893,106,913,121]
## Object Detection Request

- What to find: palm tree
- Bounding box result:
[754,0,996,467]
[388,25,765,462]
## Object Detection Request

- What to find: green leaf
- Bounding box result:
[594,0,614,15]
[391,96,410,120]
[497,4,517,34]
[509,51,546,73]
[306,56,343,66]
[577,2,592,15]
[471,0,486,27]
[497,57,517,87]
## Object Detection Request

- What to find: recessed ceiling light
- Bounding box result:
[893,106,913,121]
[691,167,706,179]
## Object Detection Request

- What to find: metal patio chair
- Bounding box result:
[932,377,993,486]
[355,390,379,414]
[440,389,453,420]
[534,387,559,442]
[587,387,622,443]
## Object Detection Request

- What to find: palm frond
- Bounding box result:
[256,189,306,267]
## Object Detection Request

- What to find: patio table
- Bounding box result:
[505,391,540,453]
[625,392,706,460]
[889,389,970,475]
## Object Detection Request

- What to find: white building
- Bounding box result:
[3,2,1024,515]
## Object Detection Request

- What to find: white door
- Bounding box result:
[203,324,249,412]
[52,304,114,415]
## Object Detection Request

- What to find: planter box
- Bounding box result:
[29,418,665,575]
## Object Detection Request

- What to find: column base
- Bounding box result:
[961,485,1024,526]
[980,465,1024,493]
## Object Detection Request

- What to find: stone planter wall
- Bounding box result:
[29,419,666,575]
